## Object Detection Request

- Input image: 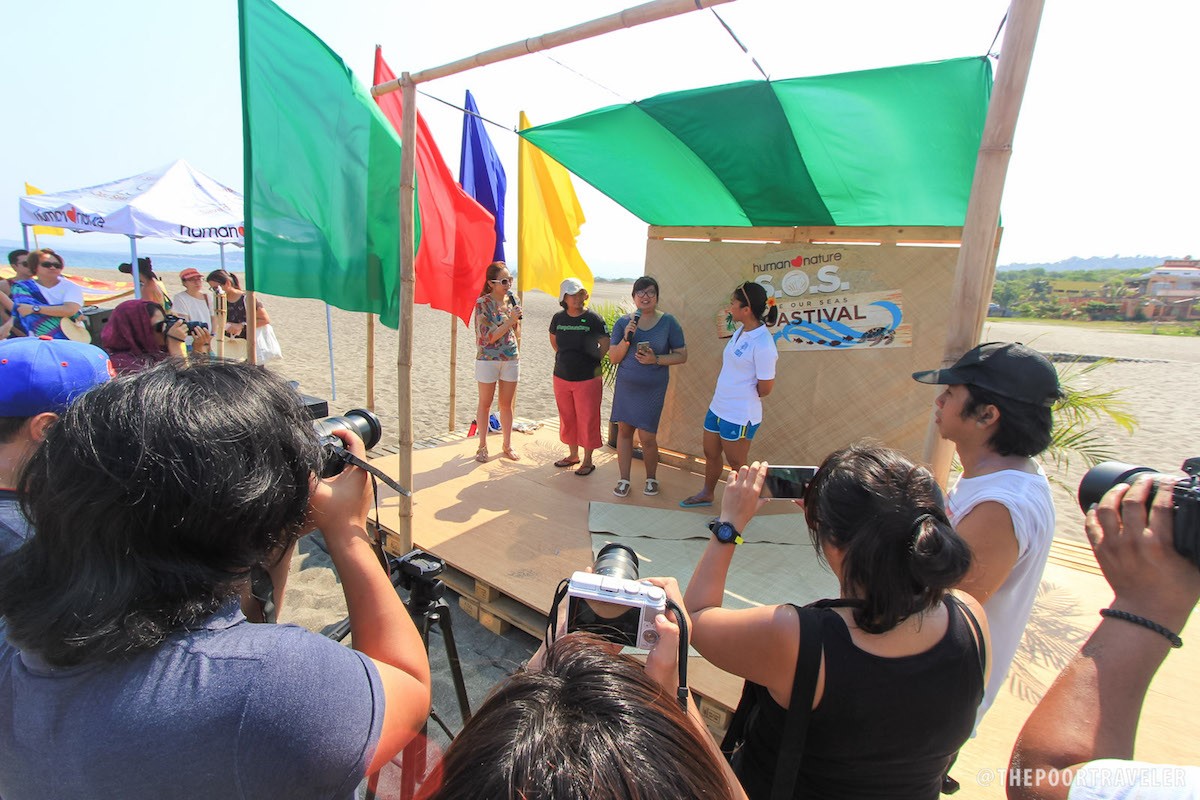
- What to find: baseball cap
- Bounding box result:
[911,342,1062,407]
[118,257,156,279]
[180,268,202,281]
[560,277,585,302]
[0,337,114,417]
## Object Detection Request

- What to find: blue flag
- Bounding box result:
[459,91,507,263]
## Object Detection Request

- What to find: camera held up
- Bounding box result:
[314,409,383,478]
[1078,458,1200,569]
[550,543,667,649]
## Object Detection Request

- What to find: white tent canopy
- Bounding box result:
[19,159,244,244]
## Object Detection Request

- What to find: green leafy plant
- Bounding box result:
[592,300,633,387]
[1044,358,1137,478]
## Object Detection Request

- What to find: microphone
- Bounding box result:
[626,308,641,342]
[507,291,523,320]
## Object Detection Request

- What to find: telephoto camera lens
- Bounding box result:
[314,409,383,478]
[1077,461,1159,512]
[592,543,640,582]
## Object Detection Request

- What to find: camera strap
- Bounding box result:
[325,443,411,496]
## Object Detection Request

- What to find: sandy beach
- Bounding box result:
[62,267,1199,547]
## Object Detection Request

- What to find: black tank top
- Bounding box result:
[737,597,984,800]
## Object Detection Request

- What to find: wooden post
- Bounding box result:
[371,0,735,97]
[245,290,258,365]
[213,289,227,361]
[375,0,728,551]
[366,314,376,412]
[395,73,418,554]
[448,317,457,432]
[922,0,1046,485]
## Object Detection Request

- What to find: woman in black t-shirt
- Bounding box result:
[548,278,609,476]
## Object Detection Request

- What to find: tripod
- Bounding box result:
[326,548,472,800]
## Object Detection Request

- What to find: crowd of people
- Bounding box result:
[0,263,1195,799]
[1,250,281,368]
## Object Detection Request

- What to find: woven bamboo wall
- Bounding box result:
[646,226,973,466]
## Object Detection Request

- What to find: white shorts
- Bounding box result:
[476,359,520,383]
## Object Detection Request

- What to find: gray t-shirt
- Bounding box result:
[0,600,384,799]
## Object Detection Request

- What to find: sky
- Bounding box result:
[2,0,1197,277]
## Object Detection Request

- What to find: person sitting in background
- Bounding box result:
[0,360,432,798]
[686,449,990,800]
[912,342,1062,724]
[0,337,112,555]
[1,249,32,339]
[10,249,83,340]
[419,577,745,800]
[118,257,170,309]
[549,277,609,476]
[1008,476,1200,799]
[206,269,266,339]
[170,267,212,330]
[101,299,209,374]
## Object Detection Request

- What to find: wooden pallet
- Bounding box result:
[1047,538,1102,576]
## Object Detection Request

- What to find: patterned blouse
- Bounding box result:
[475,294,519,361]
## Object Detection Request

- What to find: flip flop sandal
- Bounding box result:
[679,495,714,508]
[644,478,660,496]
[613,479,631,498]
[501,447,521,461]
[554,457,581,468]
[575,464,596,477]
[475,447,489,463]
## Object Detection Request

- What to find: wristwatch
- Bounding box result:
[31,305,41,314]
[711,520,743,545]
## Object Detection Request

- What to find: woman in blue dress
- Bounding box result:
[608,276,687,498]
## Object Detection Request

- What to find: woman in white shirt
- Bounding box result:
[680,281,780,508]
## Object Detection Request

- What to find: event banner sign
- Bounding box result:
[716,247,912,352]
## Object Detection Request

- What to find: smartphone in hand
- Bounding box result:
[762,466,819,499]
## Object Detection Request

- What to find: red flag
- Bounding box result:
[374,49,496,324]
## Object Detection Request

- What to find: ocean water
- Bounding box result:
[3,242,244,277]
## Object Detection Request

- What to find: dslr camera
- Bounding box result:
[554,543,666,649]
[1078,458,1200,569]
[162,314,209,335]
[313,409,383,478]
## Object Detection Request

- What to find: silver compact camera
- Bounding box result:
[562,543,666,649]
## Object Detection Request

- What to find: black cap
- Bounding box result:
[118,257,155,279]
[912,342,1062,407]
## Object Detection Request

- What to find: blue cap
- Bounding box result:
[0,337,113,417]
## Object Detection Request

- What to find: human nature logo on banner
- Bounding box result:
[729,248,911,352]
[178,225,244,239]
[33,207,105,230]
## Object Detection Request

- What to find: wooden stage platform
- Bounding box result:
[369,425,1200,796]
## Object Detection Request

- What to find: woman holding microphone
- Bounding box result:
[473,261,522,462]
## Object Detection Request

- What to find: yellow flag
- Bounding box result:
[517,111,592,299]
[25,183,64,236]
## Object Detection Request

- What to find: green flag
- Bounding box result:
[239,0,410,328]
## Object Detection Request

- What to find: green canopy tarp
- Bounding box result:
[519,57,992,228]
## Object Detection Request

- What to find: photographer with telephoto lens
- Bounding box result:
[0,360,430,799]
[1009,466,1200,799]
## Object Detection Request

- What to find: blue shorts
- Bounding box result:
[704,409,760,442]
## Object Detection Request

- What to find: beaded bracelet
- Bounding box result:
[1100,608,1183,648]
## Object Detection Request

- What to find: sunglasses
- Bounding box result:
[40,261,63,269]
[634,289,657,299]
[153,320,170,332]
[490,278,512,286]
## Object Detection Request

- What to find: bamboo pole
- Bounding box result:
[245,290,258,365]
[448,317,457,432]
[382,0,727,549]
[371,0,734,95]
[395,73,418,553]
[366,314,376,411]
[922,0,1046,485]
